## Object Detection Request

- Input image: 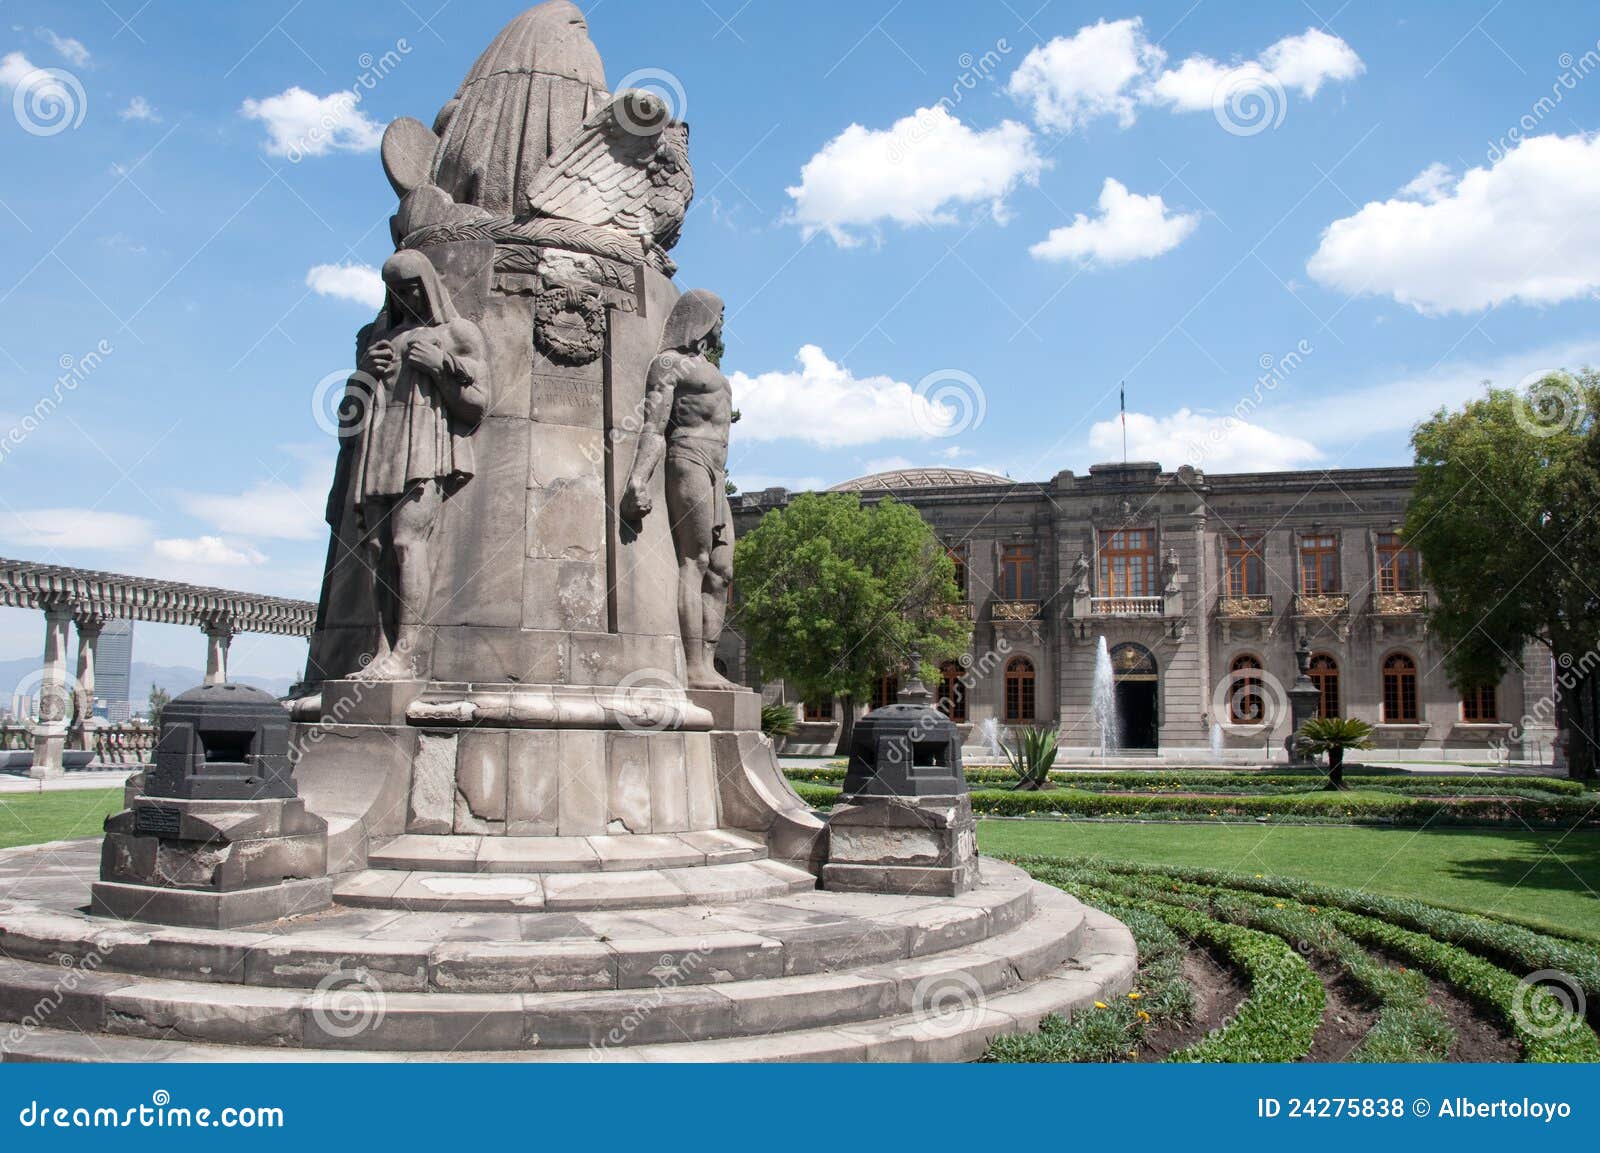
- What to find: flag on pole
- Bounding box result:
[1120,380,1127,462]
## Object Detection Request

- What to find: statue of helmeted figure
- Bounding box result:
[349,249,490,680]
[622,289,738,690]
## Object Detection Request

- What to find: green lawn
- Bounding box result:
[979,818,1600,940]
[0,788,123,850]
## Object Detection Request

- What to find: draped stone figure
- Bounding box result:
[622,289,738,691]
[351,250,489,680]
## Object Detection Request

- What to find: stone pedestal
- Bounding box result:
[92,796,331,928]
[821,793,978,897]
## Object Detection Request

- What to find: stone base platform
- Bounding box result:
[0,840,1136,1062]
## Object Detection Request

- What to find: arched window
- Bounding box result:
[1228,654,1265,724]
[1309,654,1340,718]
[870,674,899,712]
[938,661,968,723]
[1461,685,1497,723]
[1004,656,1036,722]
[1382,653,1418,722]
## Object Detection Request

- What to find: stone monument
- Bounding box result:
[0,4,1136,1064]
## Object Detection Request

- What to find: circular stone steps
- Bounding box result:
[0,841,1138,1062]
[0,909,1136,1064]
[367,830,769,874]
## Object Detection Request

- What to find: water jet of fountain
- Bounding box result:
[1092,636,1118,759]
[1210,721,1224,760]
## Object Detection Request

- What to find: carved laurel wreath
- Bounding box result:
[533,286,607,366]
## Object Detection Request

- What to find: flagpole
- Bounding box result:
[1120,380,1127,463]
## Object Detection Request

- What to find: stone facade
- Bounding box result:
[730,462,1557,763]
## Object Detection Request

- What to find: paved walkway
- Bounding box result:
[0,769,133,794]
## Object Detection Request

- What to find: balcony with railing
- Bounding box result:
[1216,595,1273,620]
[1090,596,1164,617]
[990,599,1042,622]
[1293,592,1350,618]
[944,602,976,620]
[1372,589,1429,616]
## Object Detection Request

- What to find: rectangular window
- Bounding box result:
[802,698,833,723]
[1461,685,1498,723]
[1299,534,1340,594]
[1099,529,1157,597]
[1376,532,1420,593]
[998,544,1036,600]
[1224,535,1265,597]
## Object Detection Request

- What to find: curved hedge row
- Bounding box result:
[1012,856,1600,1063]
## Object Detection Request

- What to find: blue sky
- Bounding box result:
[2,0,1599,678]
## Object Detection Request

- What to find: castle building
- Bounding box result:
[726,462,1556,763]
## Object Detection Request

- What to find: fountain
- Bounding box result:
[1092,636,1118,758]
[1210,721,1225,758]
[978,716,1003,761]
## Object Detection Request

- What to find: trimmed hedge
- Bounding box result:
[1017,857,1600,1063]
[790,780,1597,827]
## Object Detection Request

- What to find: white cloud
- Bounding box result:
[240,87,384,158]
[152,536,268,567]
[1013,21,1362,131]
[118,96,160,123]
[306,263,384,308]
[1397,161,1454,204]
[1306,133,1600,314]
[37,29,89,68]
[1090,409,1322,472]
[1030,178,1199,266]
[1008,18,1164,132]
[786,105,1045,245]
[179,463,332,542]
[731,346,960,447]
[0,508,152,552]
[0,52,36,91]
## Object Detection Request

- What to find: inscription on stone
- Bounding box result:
[133,805,182,837]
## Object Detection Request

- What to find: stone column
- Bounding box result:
[30,597,74,779]
[69,612,103,752]
[201,615,234,686]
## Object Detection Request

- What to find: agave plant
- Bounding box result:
[1294,715,1375,790]
[1003,725,1060,791]
[760,702,797,740]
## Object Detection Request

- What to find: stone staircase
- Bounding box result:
[0,838,1136,1062]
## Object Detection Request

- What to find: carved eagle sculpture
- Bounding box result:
[520,90,694,272]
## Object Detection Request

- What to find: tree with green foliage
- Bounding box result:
[732,492,971,753]
[1405,370,1600,778]
[146,685,170,732]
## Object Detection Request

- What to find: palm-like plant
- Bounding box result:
[1295,715,1375,790]
[1003,725,1060,791]
[760,702,797,740]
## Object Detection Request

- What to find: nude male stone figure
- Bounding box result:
[621,289,739,691]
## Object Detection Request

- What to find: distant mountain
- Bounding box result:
[0,656,295,714]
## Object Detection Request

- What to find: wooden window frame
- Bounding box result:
[1376,532,1421,594]
[1227,653,1265,724]
[1382,653,1419,723]
[1299,533,1340,594]
[1460,685,1498,723]
[1099,528,1157,598]
[938,661,968,723]
[1004,656,1036,723]
[999,543,1036,601]
[1309,654,1340,719]
[1224,535,1266,597]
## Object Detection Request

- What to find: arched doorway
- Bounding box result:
[1109,642,1158,749]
